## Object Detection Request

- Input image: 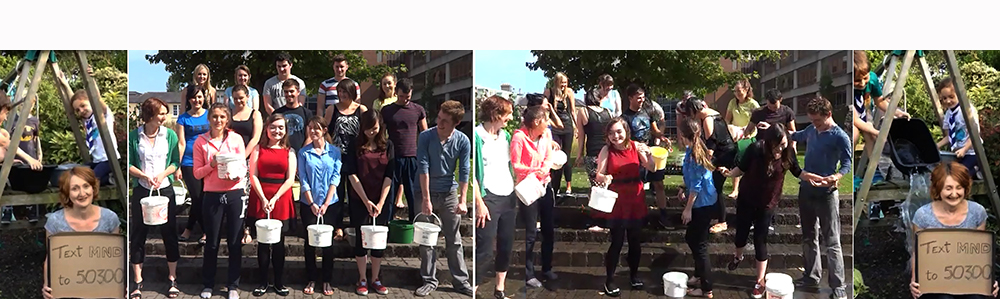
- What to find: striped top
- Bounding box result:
[318,76,362,105]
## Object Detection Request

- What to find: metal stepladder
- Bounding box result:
[0,50,128,207]
[852,50,1000,233]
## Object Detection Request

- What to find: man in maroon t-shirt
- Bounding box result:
[747,88,796,140]
[380,78,428,221]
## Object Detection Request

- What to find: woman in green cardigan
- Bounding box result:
[128,98,183,298]
[473,95,517,299]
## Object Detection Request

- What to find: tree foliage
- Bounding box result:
[145,50,407,96]
[526,50,781,100]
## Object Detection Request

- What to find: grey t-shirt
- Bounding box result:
[263,75,306,109]
[912,200,987,229]
[44,207,120,234]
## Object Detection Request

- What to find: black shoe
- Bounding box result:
[455,286,474,296]
[252,285,268,297]
[1,209,14,224]
[542,271,558,281]
[793,277,819,288]
[604,281,621,297]
[494,290,506,299]
[629,277,644,290]
[274,285,290,296]
[657,209,670,228]
[727,254,744,271]
[27,205,39,223]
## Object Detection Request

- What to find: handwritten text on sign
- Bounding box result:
[916,229,994,296]
[49,233,126,299]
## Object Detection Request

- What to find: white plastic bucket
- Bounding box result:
[173,180,188,206]
[413,213,442,246]
[255,212,283,244]
[361,217,389,250]
[216,153,244,180]
[662,272,688,297]
[515,175,545,206]
[588,186,618,213]
[140,189,170,225]
[307,216,334,248]
[345,227,357,247]
[764,273,794,299]
[550,150,567,170]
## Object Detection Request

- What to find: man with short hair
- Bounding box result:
[619,84,670,226]
[381,78,428,222]
[317,54,362,120]
[414,100,472,297]
[746,88,796,139]
[263,52,307,115]
[787,96,851,299]
[273,80,314,154]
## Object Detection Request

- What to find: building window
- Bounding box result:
[795,96,809,116]
[825,52,848,76]
[431,65,446,85]
[449,54,472,82]
[430,51,446,60]
[833,90,848,107]
[413,73,426,91]
[412,52,426,68]
[798,62,817,86]
[172,104,179,116]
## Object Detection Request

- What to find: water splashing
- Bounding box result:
[900,171,932,270]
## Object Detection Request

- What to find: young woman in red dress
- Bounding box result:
[248,113,297,296]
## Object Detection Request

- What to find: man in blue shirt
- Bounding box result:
[414,100,472,297]
[788,96,851,299]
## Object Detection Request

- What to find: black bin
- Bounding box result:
[887,118,940,174]
[8,164,57,194]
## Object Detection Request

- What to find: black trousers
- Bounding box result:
[181,166,205,233]
[130,184,179,264]
[299,201,338,284]
[475,192,518,286]
[550,132,573,188]
[520,186,555,280]
[605,227,642,281]
[686,205,714,291]
[734,201,774,261]
[257,219,290,287]
[201,189,245,290]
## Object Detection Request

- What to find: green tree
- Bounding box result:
[145,50,407,97]
[526,50,780,100]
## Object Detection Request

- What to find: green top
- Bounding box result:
[473,127,512,197]
[128,126,180,188]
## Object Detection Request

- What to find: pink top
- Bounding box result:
[509,127,553,184]
[193,130,247,192]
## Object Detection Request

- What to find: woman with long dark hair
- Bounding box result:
[177,85,210,244]
[678,118,717,298]
[298,116,342,295]
[346,110,395,295]
[677,98,736,234]
[575,89,614,232]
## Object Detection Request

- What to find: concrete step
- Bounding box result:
[555,193,853,209]
[513,225,853,245]
[137,256,472,288]
[141,214,474,239]
[509,241,853,270]
[515,206,854,229]
[143,236,473,259]
[135,281,472,298]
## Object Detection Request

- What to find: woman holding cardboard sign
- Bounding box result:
[192,103,247,299]
[510,105,558,288]
[592,118,657,296]
[909,162,998,298]
[42,167,122,299]
[127,98,182,298]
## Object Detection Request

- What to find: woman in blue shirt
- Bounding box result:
[297,116,342,296]
[177,85,210,244]
[679,118,718,298]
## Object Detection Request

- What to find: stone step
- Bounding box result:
[508,241,853,270]
[513,225,853,245]
[141,213,474,238]
[143,236,473,259]
[555,193,854,209]
[137,256,472,288]
[514,206,854,229]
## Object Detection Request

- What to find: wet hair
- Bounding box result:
[262,113,290,149]
[478,95,513,123]
[440,100,465,124]
[522,105,547,130]
[357,109,388,154]
[806,96,832,116]
[396,78,413,93]
[184,85,207,111]
[585,88,602,106]
[336,78,359,103]
[757,123,795,176]
[854,50,870,74]
[58,166,99,208]
[765,88,783,104]
[604,117,632,149]
[679,118,713,170]
[140,97,168,123]
[677,97,707,117]
[930,161,973,201]
[936,76,955,94]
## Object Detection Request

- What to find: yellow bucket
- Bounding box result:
[651,147,669,170]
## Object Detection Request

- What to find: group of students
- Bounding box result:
[126,52,473,299]
[474,72,852,299]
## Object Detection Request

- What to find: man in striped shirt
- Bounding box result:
[317,54,361,120]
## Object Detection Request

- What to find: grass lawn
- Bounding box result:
[562,141,853,196]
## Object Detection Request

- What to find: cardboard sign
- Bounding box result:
[48,232,126,299]
[915,229,994,295]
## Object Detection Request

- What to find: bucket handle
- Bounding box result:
[415,213,441,226]
[148,187,161,197]
[316,214,324,225]
[368,215,379,230]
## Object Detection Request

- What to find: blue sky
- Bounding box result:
[128,50,169,93]
[474,50,584,99]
